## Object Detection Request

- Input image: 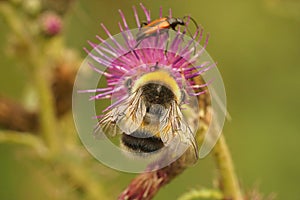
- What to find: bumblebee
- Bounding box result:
[96,69,199,159]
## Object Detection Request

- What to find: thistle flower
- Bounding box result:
[82,4,211,117]
[76,2,219,164]
[73,3,229,199]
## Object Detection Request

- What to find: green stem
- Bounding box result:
[178,189,223,200]
[33,65,60,153]
[0,3,30,43]
[0,131,48,156]
[213,135,243,200]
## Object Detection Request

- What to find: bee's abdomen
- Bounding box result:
[121,133,164,153]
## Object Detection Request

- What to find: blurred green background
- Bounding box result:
[1,0,300,199]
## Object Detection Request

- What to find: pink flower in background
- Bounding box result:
[40,11,62,36]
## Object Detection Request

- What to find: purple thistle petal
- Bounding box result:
[96,35,137,68]
[101,23,126,52]
[107,81,119,86]
[148,10,151,21]
[87,62,113,77]
[96,35,121,56]
[87,40,115,64]
[191,78,214,88]
[84,48,112,68]
[189,33,209,63]
[78,87,113,93]
[180,61,210,73]
[193,27,202,39]
[140,3,150,23]
[118,10,136,47]
[186,63,216,79]
[182,16,190,34]
[169,8,172,18]
[185,15,191,26]
[169,30,183,53]
[159,7,162,18]
[187,35,209,65]
[178,27,201,55]
[96,44,118,58]
[102,94,128,112]
[118,22,132,49]
[90,85,124,100]
[118,9,130,32]
[171,46,195,69]
[89,94,112,100]
[190,90,207,96]
[132,6,141,28]
[115,65,129,73]
[198,27,204,43]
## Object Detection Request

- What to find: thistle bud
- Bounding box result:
[40,11,62,36]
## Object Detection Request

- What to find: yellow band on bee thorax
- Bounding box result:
[132,70,181,101]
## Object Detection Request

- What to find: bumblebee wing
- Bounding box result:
[117,88,147,134]
[94,104,124,139]
[159,101,198,157]
[94,88,146,138]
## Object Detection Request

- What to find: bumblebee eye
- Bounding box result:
[125,78,133,89]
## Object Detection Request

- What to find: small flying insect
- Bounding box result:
[135,16,199,49]
[96,69,199,159]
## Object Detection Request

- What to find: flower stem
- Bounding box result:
[0,131,48,156]
[0,3,30,44]
[212,135,243,200]
[178,188,223,200]
[33,65,60,153]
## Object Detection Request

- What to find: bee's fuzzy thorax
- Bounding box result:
[132,70,181,102]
